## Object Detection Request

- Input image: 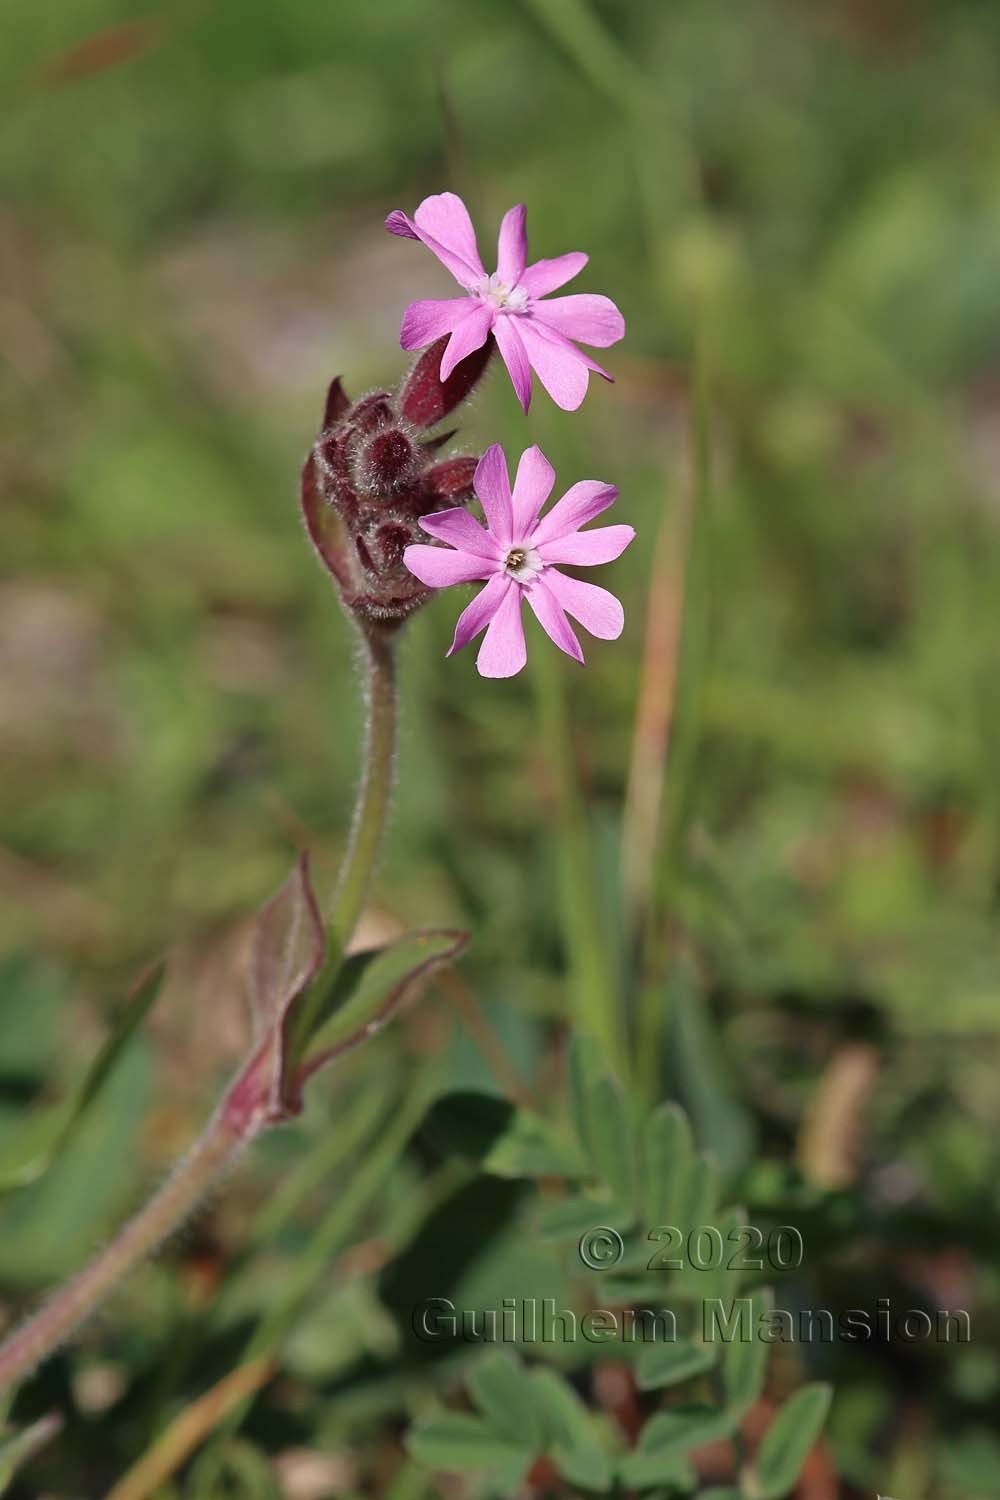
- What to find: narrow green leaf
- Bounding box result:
[568,1031,605,1159]
[589,1076,636,1211]
[721,1290,773,1416]
[0,1414,62,1494]
[666,969,755,1178]
[0,963,164,1195]
[306,929,467,1060]
[748,1383,832,1500]
[644,1102,694,1226]
[468,1353,544,1451]
[635,1338,717,1391]
[407,1414,531,1491]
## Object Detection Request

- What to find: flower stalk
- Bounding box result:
[0,1101,250,1391]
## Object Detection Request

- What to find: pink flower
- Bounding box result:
[385,192,624,412]
[403,443,634,678]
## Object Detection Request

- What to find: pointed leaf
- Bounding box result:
[224,855,325,1128]
[299,928,467,1083]
[0,963,164,1194]
[666,969,755,1178]
[0,1414,62,1494]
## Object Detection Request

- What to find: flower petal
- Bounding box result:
[419,507,501,560]
[519,251,588,297]
[511,445,556,537]
[476,580,527,678]
[403,544,494,588]
[517,319,591,411]
[413,192,485,282]
[447,572,510,656]
[529,319,614,378]
[400,297,478,351]
[526,576,584,664]
[537,524,635,567]
[530,481,618,547]
[440,303,494,380]
[473,443,514,545]
[543,568,625,640]
[492,317,533,411]
[532,293,625,348]
[497,204,527,285]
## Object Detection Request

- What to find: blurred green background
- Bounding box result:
[2,0,1000,1495]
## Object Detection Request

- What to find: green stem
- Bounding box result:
[286,624,398,1069]
[533,649,625,1076]
[329,626,399,952]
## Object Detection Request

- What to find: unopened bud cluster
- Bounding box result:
[301,335,492,626]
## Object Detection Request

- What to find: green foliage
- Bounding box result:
[745,1384,833,1499]
[0,0,996,1489]
[0,962,163,1194]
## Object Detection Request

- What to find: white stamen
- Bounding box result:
[503,545,543,585]
[473,272,529,314]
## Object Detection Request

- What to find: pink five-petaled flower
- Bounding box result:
[385,192,625,412]
[403,443,634,679]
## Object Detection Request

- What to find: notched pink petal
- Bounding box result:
[492,317,533,411]
[439,304,494,380]
[473,443,513,544]
[530,481,619,547]
[403,544,493,588]
[511,444,556,535]
[532,293,625,348]
[419,507,500,560]
[526,577,584,664]
[476,581,527,678]
[497,204,528,285]
[519,251,588,298]
[412,192,485,281]
[537,524,635,567]
[448,572,510,656]
[400,297,476,351]
[543,569,625,640]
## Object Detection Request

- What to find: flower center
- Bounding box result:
[503,545,542,585]
[474,272,529,314]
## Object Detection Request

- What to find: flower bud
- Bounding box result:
[399,334,494,430]
[301,339,492,627]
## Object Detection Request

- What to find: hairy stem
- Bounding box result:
[329,626,399,952]
[285,625,398,1070]
[0,1106,250,1391]
[0,625,400,1392]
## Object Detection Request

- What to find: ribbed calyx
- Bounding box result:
[300,334,493,626]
